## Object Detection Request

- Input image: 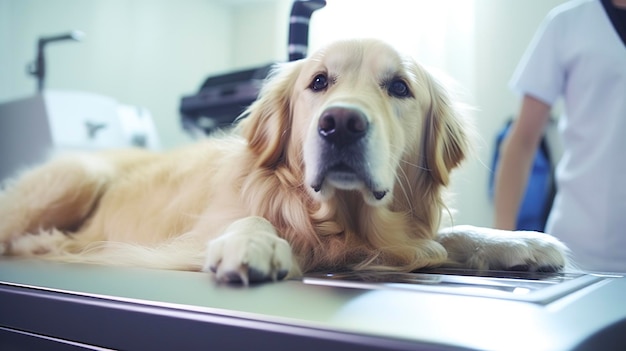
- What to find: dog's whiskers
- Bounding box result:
[394,167,414,213]
[400,159,430,172]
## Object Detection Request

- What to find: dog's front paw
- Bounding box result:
[203,217,295,285]
[438,225,569,272]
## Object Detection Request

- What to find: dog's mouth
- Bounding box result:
[311,162,388,201]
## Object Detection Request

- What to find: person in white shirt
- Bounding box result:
[493,0,626,272]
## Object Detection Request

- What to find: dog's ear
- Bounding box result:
[421,72,469,186]
[238,61,304,168]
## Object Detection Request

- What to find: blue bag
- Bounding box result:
[489,119,555,232]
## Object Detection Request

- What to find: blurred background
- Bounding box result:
[0,0,566,227]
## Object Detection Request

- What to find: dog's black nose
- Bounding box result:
[318,107,368,146]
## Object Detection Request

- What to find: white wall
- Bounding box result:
[230,0,292,69]
[0,0,234,149]
[0,0,567,226]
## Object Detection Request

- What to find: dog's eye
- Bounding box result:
[309,74,329,92]
[388,79,411,98]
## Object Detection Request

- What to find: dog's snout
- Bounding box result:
[318,107,368,145]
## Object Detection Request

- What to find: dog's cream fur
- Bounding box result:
[0,39,568,284]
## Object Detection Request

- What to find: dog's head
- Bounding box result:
[240,39,469,210]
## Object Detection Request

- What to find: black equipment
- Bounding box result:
[27,31,84,93]
[179,0,326,136]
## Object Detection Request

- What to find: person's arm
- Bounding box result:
[493,94,551,230]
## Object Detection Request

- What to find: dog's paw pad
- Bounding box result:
[203,218,294,285]
[215,267,287,285]
[248,267,271,283]
[438,226,570,272]
[276,269,288,281]
[536,264,563,273]
[498,233,569,272]
[224,270,248,285]
[507,264,530,272]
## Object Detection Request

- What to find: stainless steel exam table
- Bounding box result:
[0,258,624,350]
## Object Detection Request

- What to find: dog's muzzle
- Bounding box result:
[310,106,387,201]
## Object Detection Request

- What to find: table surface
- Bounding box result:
[0,258,624,351]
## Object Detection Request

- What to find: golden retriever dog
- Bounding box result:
[0,39,569,284]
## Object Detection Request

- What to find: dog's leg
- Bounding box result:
[203,216,299,285]
[436,225,569,272]
[0,154,113,255]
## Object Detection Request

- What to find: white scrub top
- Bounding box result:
[510,0,626,272]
